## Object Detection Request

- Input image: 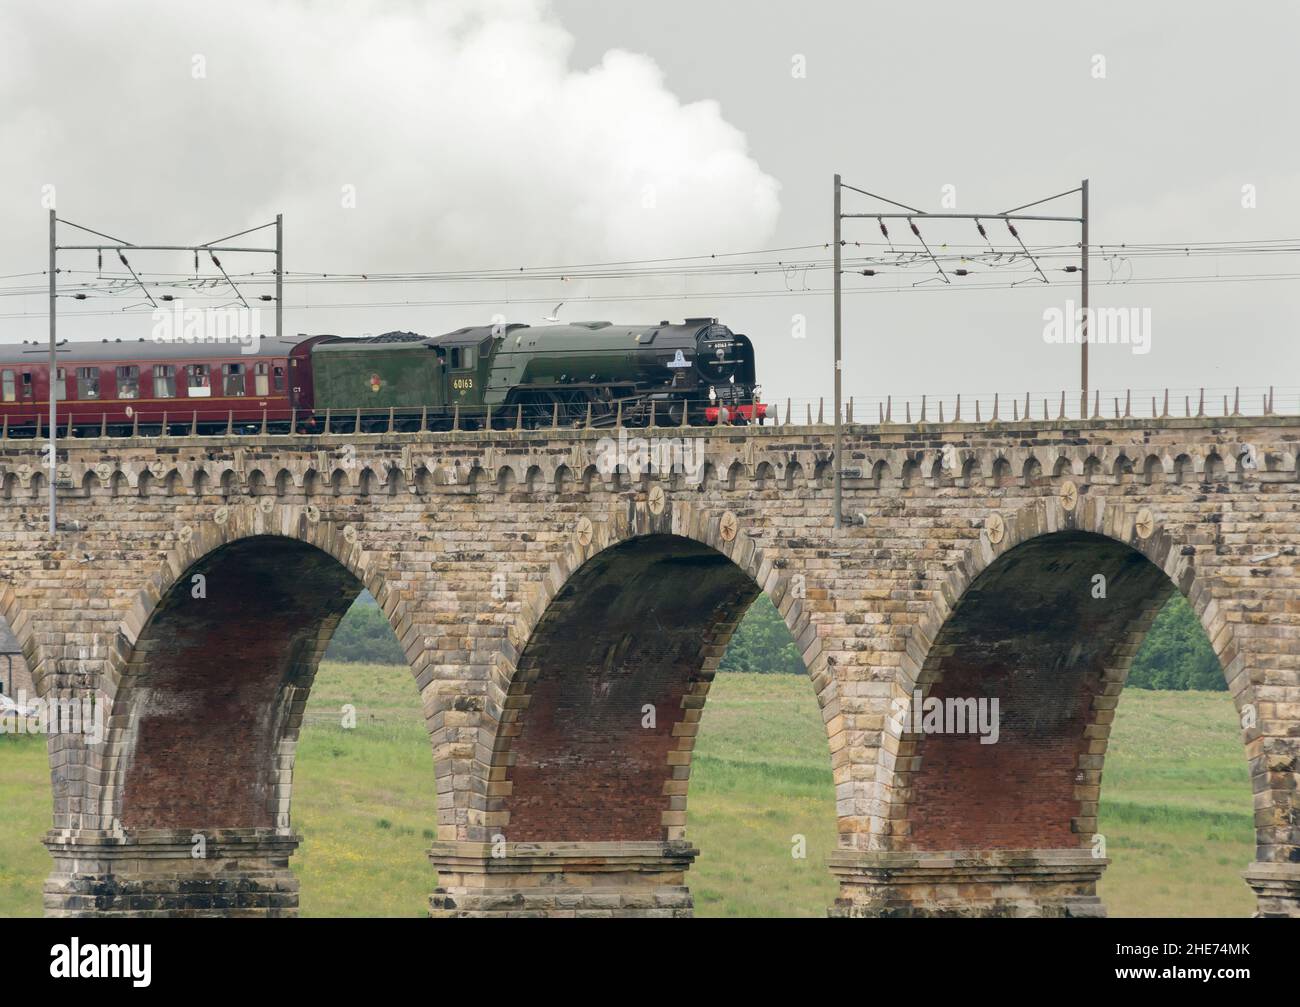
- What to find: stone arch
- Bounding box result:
[725,460,745,491]
[110,470,130,497]
[1142,454,1164,485]
[192,469,210,497]
[1,471,16,500]
[219,469,238,499]
[81,471,100,497]
[302,468,320,497]
[275,468,293,497]
[163,469,184,497]
[137,469,155,498]
[1205,451,1227,481]
[1052,455,1074,480]
[30,472,46,499]
[0,586,43,700]
[524,464,543,495]
[1022,456,1044,488]
[754,460,775,490]
[784,460,805,490]
[247,469,268,497]
[960,455,981,488]
[871,459,891,490]
[873,497,1258,916]
[1083,454,1104,482]
[1112,454,1135,484]
[496,465,517,494]
[1173,453,1195,484]
[456,502,842,913]
[991,456,1013,488]
[554,464,572,496]
[65,516,424,917]
[900,459,920,489]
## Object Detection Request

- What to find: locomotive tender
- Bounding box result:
[0,318,765,436]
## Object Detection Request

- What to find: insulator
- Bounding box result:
[878,218,889,238]
[861,269,876,276]
[1063,265,1079,273]
[1006,222,1019,238]
[976,221,988,239]
[954,268,969,276]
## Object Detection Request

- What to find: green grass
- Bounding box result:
[0,668,1255,917]
[0,734,53,916]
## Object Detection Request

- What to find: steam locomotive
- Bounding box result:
[0,318,765,436]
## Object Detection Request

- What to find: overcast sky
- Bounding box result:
[1,0,1295,406]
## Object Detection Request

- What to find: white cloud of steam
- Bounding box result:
[0,0,779,311]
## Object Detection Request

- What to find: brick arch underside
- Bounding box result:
[898,530,1182,851]
[115,536,363,830]
[497,535,760,842]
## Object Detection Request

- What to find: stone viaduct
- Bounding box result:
[1,413,1297,918]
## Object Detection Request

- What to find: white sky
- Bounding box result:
[1,0,1296,405]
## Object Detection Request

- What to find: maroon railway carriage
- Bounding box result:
[0,334,336,436]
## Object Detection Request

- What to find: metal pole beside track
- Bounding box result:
[48,209,56,536]
[1080,178,1089,418]
[833,174,843,530]
[275,213,283,342]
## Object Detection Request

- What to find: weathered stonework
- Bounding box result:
[2,414,1297,918]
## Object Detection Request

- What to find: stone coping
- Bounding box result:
[45,827,300,858]
[430,839,699,873]
[828,847,1108,876]
[9,411,1293,454]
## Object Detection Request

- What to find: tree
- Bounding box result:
[324,592,406,664]
[718,594,804,675]
[1127,593,1224,690]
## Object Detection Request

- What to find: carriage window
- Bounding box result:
[222,362,245,396]
[77,367,99,399]
[54,367,66,400]
[254,362,269,396]
[154,365,176,398]
[2,371,13,403]
[22,373,31,396]
[273,365,285,392]
[187,364,211,397]
[116,365,139,399]
[450,348,460,369]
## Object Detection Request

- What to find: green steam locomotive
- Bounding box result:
[309,317,765,429]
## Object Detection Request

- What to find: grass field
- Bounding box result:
[0,665,1254,917]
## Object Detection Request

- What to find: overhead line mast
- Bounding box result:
[831,178,1088,529]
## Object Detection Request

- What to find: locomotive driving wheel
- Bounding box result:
[512,390,586,429]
